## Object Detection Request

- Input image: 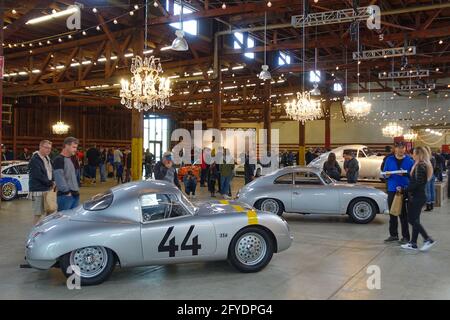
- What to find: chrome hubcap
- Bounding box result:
[261,199,279,214]
[2,183,15,198]
[69,246,108,278]
[353,202,372,220]
[235,233,267,266]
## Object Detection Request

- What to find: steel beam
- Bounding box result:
[378,70,430,80]
[353,46,416,60]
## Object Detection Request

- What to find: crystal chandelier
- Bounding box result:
[120,0,172,111]
[403,130,417,141]
[382,122,403,137]
[120,55,172,111]
[52,92,69,135]
[283,0,322,124]
[285,91,322,123]
[343,96,372,118]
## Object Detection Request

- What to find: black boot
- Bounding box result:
[424,203,432,211]
[430,203,434,211]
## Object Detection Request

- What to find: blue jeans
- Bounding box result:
[99,163,107,182]
[220,176,232,196]
[425,175,436,204]
[184,181,197,195]
[57,194,80,211]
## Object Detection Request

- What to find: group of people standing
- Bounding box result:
[383,142,436,251]
[321,150,360,183]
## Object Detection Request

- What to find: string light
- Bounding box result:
[134,4,139,10]
[113,19,118,24]
[129,11,134,16]
[92,8,98,13]
[222,2,226,9]
[153,1,159,7]
[12,9,17,14]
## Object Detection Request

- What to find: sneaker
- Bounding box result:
[420,239,436,252]
[223,194,231,200]
[401,243,418,251]
[191,195,196,199]
[399,238,410,244]
[384,236,399,242]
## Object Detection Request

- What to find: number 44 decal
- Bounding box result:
[158,225,201,257]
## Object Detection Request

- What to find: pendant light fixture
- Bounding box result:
[120,0,172,111]
[258,11,271,81]
[171,0,189,51]
[343,22,371,118]
[52,91,70,135]
[284,1,322,124]
[310,29,320,96]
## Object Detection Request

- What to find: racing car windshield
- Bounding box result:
[83,190,114,211]
[179,193,198,215]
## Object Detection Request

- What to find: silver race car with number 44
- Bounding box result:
[25,180,292,285]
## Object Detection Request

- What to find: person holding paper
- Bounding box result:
[383,141,414,244]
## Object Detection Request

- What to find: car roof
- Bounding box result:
[332,145,367,151]
[110,179,180,198]
[270,166,322,175]
[1,161,29,168]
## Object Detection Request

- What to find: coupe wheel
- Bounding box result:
[228,227,274,273]
[348,199,376,224]
[1,182,17,201]
[257,198,284,216]
[60,246,116,286]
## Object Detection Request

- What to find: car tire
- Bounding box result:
[256,198,284,216]
[347,198,377,224]
[228,227,274,273]
[1,182,17,201]
[60,246,116,286]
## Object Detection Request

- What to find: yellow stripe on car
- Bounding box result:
[231,205,245,212]
[219,200,229,205]
[247,210,258,225]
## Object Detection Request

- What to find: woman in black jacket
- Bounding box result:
[400,146,436,251]
[323,152,341,181]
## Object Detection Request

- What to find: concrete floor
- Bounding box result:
[1,177,449,300]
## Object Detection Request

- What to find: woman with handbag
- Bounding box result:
[28,140,55,224]
[400,146,436,251]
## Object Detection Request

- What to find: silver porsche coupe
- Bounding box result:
[236,167,388,224]
[25,180,292,285]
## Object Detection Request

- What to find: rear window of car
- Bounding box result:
[83,190,113,211]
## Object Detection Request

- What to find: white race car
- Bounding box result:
[308,145,384,180]
[1,161,30,200]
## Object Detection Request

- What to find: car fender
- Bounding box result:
[0,177,22,192]
[26,219,143,269]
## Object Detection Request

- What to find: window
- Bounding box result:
[358,150,367,158]
[83,191,114,211]
[320,171,333,184]
[2,167,17,175]
[274,173,293,185]
[166,1,198,35]
[15,165,29,175]
[234,32,254,59]
[294,172,322,185]
[343,149,357,157]
[309,70,321,83]
[278,52,291,66]
[140,193,189,222]
[333,83,343,92]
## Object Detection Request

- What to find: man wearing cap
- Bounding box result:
[383,141,414,244]
[154,151,181,189]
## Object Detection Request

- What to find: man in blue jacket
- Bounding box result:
[383,142,414,244]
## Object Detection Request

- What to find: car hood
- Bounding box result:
[196,200,257,216]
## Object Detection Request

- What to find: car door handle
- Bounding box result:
[293,191,300,195]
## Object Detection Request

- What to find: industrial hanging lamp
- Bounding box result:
[258,11,272,81]
[52,91,70,135]
[171,0,189,51]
